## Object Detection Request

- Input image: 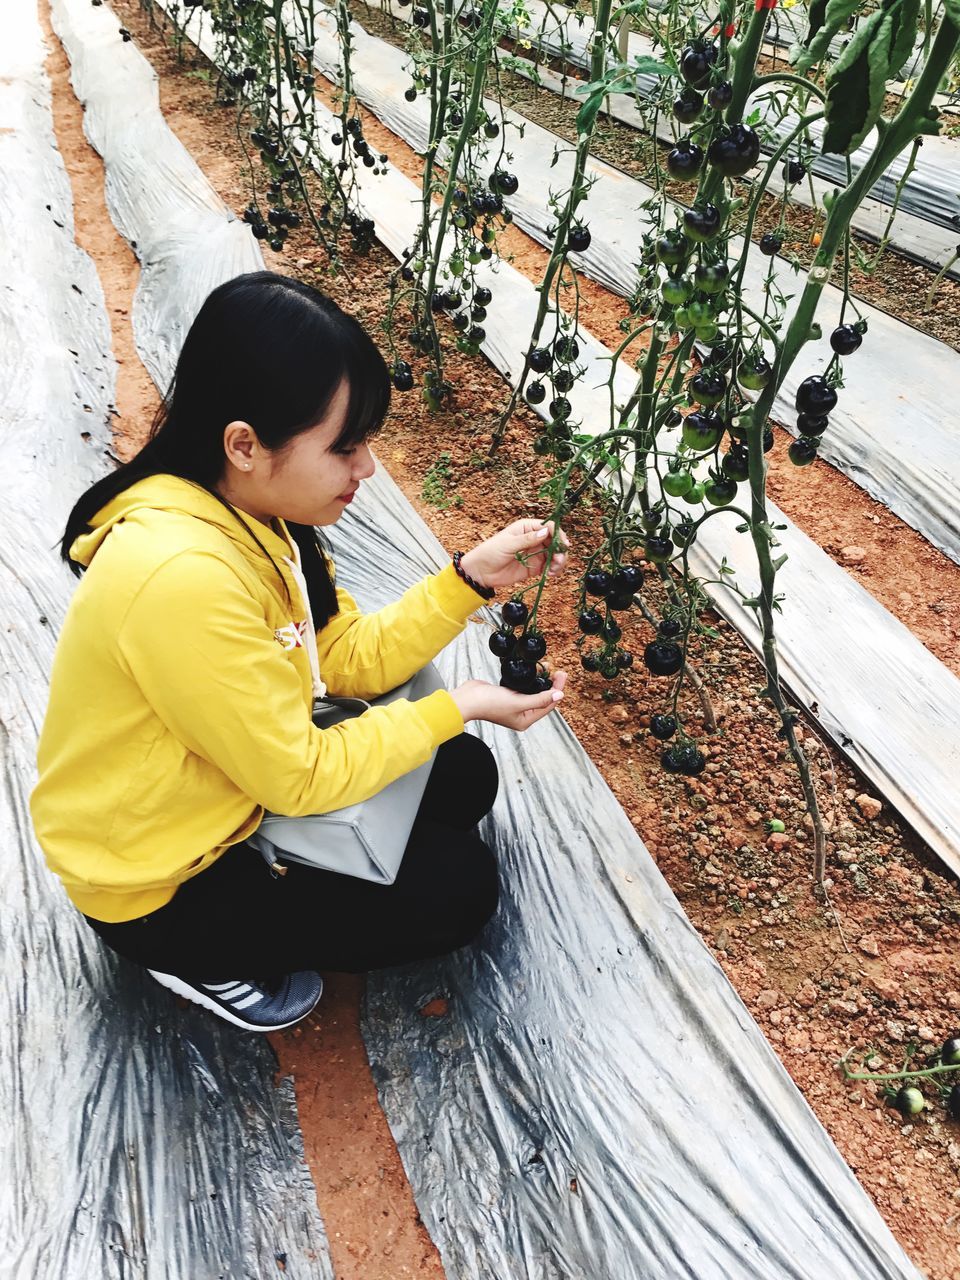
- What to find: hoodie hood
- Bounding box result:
[70,473,293,568]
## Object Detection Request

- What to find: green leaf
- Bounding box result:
[793,0,870,73]
[573,58,667,134]
[576,87,608,135]
[806,0,829,45]
[887,0,921,79]
[944,0,960,24]
[631,55,670,79]
[821,8,893,154]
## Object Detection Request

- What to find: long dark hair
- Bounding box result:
[59,271,391,627]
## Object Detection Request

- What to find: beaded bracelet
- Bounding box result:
[452,550,496,599]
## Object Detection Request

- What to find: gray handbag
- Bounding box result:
[247,663,445,884]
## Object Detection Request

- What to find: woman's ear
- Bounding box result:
[223,420,259,471]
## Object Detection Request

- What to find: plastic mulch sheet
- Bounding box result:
[309,9,960,568]
[328,464,927,1280]
[175,0,960,881]
[2,4,332,1275]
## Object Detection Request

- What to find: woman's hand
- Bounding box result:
[459,519,569,592]
[451,670,568,731]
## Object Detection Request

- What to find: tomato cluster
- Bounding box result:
[526,332,583,458]
[490,600,554,693]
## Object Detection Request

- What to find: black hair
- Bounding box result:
[58,271,391,627]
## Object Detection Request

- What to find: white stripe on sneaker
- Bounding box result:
[222,985,254,1003]
[203,981,246,992]
[230,991,265,1010]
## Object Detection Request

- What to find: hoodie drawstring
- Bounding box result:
[281,543,326,702]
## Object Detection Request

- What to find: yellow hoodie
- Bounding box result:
[30,474,485,923]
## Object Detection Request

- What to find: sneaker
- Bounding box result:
[147,968,322,1032]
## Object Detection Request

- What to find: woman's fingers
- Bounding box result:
[514,670,568,728]
[509,518,570,552]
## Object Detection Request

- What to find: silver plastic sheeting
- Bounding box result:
[325,465,927,1280]
[1,3,332,1275]
[375,0,960,275]
[54,0,266,392]
[179,0,960,879]
[309,10,960,566]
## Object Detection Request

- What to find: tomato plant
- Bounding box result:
[151,0,960,890]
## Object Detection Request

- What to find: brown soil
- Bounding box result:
[61,2,960,1277]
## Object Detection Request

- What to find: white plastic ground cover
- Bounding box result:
[181,0,960,878]
[373,0,960,276]
[1,2,333,1275]
[45,6,950,1275]
[327,466,927,1280]
[309,10,960,566]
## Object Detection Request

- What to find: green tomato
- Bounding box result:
[695,321,720,343]
[661,277,692,306]
[894,1086,924,1117]
[704,475,738,506]
[941,1037,960,1066]
[662,469,693,498]
[681,413,724,451]
[738,355,772,391]
[686,300,714,328]
[682,480,706,504]
[674,306,692,329]
[656,231,690,266]
[694,262,730,295]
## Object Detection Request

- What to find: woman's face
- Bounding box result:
[221,378,377,528]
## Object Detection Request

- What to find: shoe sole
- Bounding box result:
[147,969,322,1032]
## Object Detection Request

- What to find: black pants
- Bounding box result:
[84,733,500,981]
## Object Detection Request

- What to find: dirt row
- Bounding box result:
[58,1,960,1276]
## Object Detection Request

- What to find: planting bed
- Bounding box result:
[14,0,960,1276]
